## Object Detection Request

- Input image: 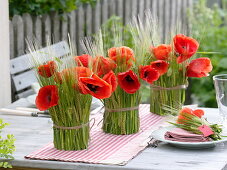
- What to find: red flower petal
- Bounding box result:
[177,107,194,124]
[74,54,92,67]
[38,61,57,78]
[139,65,160,84]
[152,44,172,60]
[193,109,204,118]
[93,56,117,76]
[103,71,118,92]
[108,46,135,69]
[187,57,213,78]
[173,34,199,63]
[150,60,169,76]
[36,85,59,111]
[118,70,140,94]
[79,74,112,99]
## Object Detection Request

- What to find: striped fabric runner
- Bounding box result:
[25,104,166,165]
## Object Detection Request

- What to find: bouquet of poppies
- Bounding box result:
[81,31,148,135]
[169,107,222,141]
[28,41,113,150]
[130,13,213,116]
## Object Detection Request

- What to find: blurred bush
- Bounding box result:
[9,0,97,17]
[188,0,227,107]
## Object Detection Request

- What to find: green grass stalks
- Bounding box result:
[103,87,141,135]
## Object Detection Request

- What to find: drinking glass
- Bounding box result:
[213,74,227,125]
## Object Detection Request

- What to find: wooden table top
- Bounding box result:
[1,99,227,170]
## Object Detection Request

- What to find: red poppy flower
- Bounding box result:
[103,71,118,92]
[118,70,141,94]
[139,65,160,84]
[93,56,117,76]
[108,46,135,69]
[74,54,92,67]
[36,85,59,111]
[150,60,169,76]
[193,109,204,118]
[187,58,213,78]
[173,34,199,63]
[177,107,204,124]
[152,44,172,60]
[79,74,112,99]
[38,61,57,78]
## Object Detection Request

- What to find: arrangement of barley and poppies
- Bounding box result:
[29,13,224,151]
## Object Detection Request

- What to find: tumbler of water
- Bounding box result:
[213,74,227,125]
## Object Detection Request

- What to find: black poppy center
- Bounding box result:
[155,63,162,67]
[125,75,134,82]
[47,94,51,103]
[144,71,149,78]
[87,84,99,92]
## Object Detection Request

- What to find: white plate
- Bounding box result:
[151,126,227,149]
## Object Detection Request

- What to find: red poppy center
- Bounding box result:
[125,75,134,82]
[87,84,99,92]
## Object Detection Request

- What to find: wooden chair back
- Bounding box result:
[10,41,70,100]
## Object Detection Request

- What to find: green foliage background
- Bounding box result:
[9,0,97,17]
[188,0,227,107]
[0,119,15,168]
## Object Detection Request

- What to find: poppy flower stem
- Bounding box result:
[103,87,141,135]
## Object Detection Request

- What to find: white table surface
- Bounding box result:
[1,100,227,170]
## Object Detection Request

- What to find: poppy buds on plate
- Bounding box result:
[38,61,57,78]
[187,57,213,78]
[118,70,140,94]
[173,34,199,63]
[36,85,59,111]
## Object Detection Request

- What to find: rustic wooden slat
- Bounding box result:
[10,41,70,74]
[124,0,132,24]
[186,0,194,34]
[93,0,101,33]
[108,0,117,18]
[34,16,42,44]
[77,6,85,54]
[145,0,151,10]
[151,0,158,18]
[12,70,37,91]
[86,5,93,36]
[131,0,138,18]
[61,13,68,41]
[23,13,33,41]
[138,0,145,22]
[164,0,170,42]
[52,12,60,42]
[116,0,124,19]
[176,0,182,30]
[101,0,109,24]
[12,15,25,56]
[158,0,164,42]
[182,0,188,33]
[68,10,77,43]
[9,20,15,59]
[42,14,51,45]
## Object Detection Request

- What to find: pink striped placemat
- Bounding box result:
[25,104,166,165]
